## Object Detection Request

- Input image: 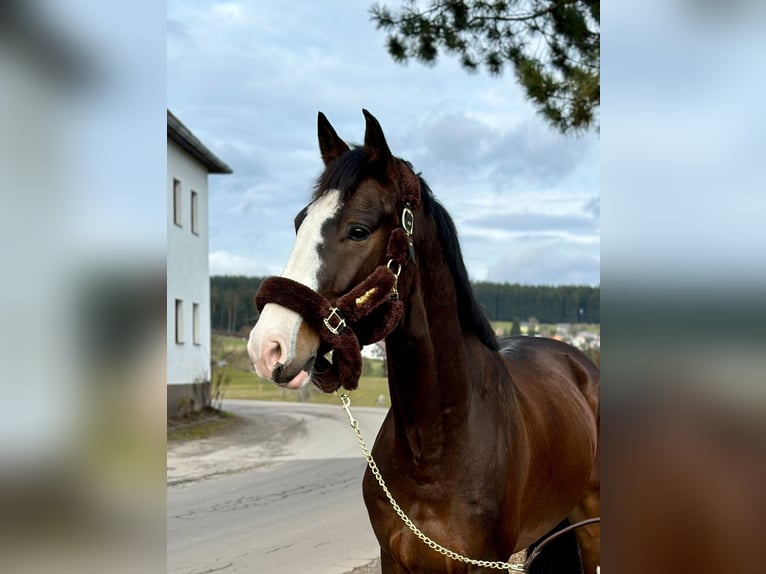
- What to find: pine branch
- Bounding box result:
[369,0,600,133]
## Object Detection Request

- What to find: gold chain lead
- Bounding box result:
[338,393,525,573]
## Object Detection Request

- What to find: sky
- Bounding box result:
[167,0,600,286]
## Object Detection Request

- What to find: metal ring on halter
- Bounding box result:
[387,259,402,278]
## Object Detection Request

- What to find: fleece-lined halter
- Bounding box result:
[255,160,421,393]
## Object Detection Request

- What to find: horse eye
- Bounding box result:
[347,225,371,241]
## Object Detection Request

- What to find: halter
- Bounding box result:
[255,160,421,393]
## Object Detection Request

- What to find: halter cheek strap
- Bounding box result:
[254,161,421,393]
[398,160,420,262]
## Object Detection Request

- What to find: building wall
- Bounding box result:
[167,139,211,414]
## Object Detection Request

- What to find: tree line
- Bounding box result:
[210,276,265,335]
[472,282,599,324]
[211,275,599,335]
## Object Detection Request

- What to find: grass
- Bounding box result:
[210,333,392,408]
[167,407,239,441]
[212,334,253,371]
[214,334,248,350]
[220,366,390,407]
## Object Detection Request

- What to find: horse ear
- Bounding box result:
[317,112,350,165]
[362,109,393,168]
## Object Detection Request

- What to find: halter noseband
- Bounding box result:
[255,160,421,393]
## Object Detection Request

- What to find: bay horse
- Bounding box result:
[248,110,600,573]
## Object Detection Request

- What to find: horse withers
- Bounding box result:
[248,110,600,573]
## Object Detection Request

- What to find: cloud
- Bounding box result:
[463,211,598,235]
[487,237,600,286]
[409,110,598,192]
[416,113,495,169]
[488,121,597,188]
[584,196,600,219]
[169,0,600,285]
[166,18,188,40]
[209,250,273,277]
[211,2,243,21]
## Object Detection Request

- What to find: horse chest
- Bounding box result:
[363,465,509,572]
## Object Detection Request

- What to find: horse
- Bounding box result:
[248,110,600,573]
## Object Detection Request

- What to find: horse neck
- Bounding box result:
[384,224,485,466]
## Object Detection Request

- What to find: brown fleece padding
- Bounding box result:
[255,277,360,391]
[386,228,410,266]
[255,265,404,393]
[399,161,421,209]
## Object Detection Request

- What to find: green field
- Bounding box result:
[217,366,390,407]
[167,408,239,441]
[211,334,391,408]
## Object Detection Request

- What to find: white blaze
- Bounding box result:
[248,190,341,382]
[281,188,341,289]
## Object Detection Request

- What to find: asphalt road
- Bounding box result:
[167,400,388,574]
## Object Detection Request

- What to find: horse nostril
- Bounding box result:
[273,363,284,381]
[262,338,284,373]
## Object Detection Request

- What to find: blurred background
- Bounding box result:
[0,1,165,572]
[602,0,766,572]
[0,0,764,572]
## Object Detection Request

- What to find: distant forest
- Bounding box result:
[211,276,599,335]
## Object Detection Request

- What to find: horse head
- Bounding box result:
[248,110,417,390]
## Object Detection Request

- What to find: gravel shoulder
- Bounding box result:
[167,403,307,485]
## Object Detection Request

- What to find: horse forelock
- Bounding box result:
[313,147,369,201]
[313,147,407,202]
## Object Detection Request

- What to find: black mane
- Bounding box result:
[419,178,499,351]
[314,149,498,351]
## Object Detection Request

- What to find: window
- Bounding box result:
[175,299,184,344]
[191,190,199,235]
[192,302,200,345]
[173,179,182,226]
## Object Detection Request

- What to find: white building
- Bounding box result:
[167,111,231,417]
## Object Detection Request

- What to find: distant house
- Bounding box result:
[361,342,387,361]
[167,110,232,417]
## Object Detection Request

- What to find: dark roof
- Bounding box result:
[167,110,232,174]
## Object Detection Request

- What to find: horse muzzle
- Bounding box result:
[248,302,320,388]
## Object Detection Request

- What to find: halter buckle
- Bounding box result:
[323,307,347,335]
[387,259,402,301]
[401,205,414,236]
